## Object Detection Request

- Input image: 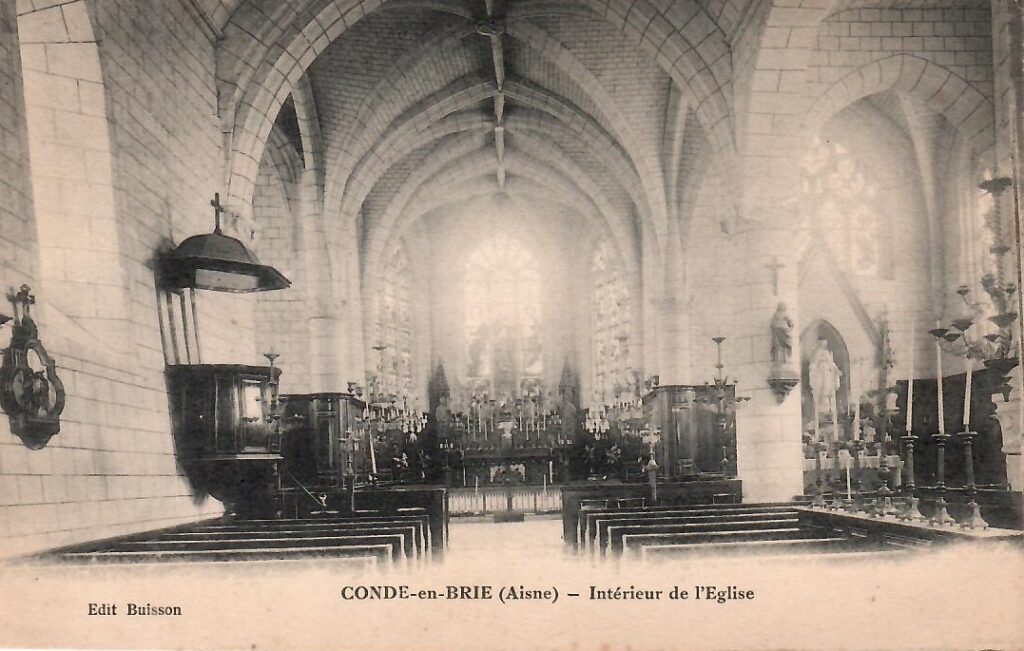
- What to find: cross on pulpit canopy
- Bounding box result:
[765,256,784,296]
[210,193,225,234]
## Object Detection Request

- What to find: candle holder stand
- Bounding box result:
[930,432,956,525]
[810,438,827,508]
[828,440,845,510]
[898,429,926,521]
[955,429,989,529]
[846,438,864,513]
[874,451,897,516]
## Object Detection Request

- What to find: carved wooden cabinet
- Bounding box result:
[166,364,283,461]
[643,384,736,477]
[280,392,364,487]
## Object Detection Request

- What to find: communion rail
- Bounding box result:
[448,485,561,515]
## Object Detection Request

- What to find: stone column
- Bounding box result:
[993,397,1023,490]
[989,0,1024,492]
[656,296,687,385]
[731,222,805,502]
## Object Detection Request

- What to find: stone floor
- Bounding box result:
[0,515,1021,651]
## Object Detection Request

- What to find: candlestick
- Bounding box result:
[831,406,839,443]
[828,441,844,509]
[935,320,945,436]
[962,357,972,427]
[898,428,925,520]
[931,431,955,525]
[956,429,989,529]
[906,326,915,431]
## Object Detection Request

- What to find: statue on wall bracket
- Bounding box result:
[767,302,800,403]
[0,285,66,450]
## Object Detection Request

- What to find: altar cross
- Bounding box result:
[764,256,784,296]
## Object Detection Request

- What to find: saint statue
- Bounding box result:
[769,303,794,369]
[808,339,842,418]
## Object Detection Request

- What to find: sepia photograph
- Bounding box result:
[0,0,1022,649]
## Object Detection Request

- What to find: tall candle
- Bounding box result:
[845,460,852,499]
[906,326,915,431]
[368,431,377,474]
[963,356,972,428]
[935,320,945,435]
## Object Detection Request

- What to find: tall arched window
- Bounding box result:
[464,236,542,397]
[369,247,413,396]
[801,139,883,277]
[590,240,633,403]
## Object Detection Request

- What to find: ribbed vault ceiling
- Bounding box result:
[297,3,681,264]
[203,0,985,276]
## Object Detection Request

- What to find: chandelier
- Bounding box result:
[587,369,646,437]
[358,342,425,438]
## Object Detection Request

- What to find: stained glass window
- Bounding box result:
[369,246,413,396]
[800,139,883,277]
[464,236,543,397]
[590,241,633,403]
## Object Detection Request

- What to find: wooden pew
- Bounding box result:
[160,523,424,556]
[590,510,800,552]
[120,530,416,561]
[199,514,429,538]
[46,514,429,566]
[58,543,395,566]
[578,502,799,547]
[580,504,799,550]
[183,520,427,556]
[604,518,803,555]
[634,536,852,560]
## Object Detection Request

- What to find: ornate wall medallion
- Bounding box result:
[0,285,66,449]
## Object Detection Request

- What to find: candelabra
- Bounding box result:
[585,400,611,437]
[695,337,750,477]
[361,342,425,439]
[639,423,661,464]
[588,369,645,439]
[926,177,1019,523]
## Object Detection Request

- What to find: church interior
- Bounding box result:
[0,0,1023,648]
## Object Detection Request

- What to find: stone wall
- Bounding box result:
[0,0,234,558]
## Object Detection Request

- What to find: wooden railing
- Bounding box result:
[448,485,562,515]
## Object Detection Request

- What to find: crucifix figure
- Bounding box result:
[210,193,225,234]
[764,256,784,296]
